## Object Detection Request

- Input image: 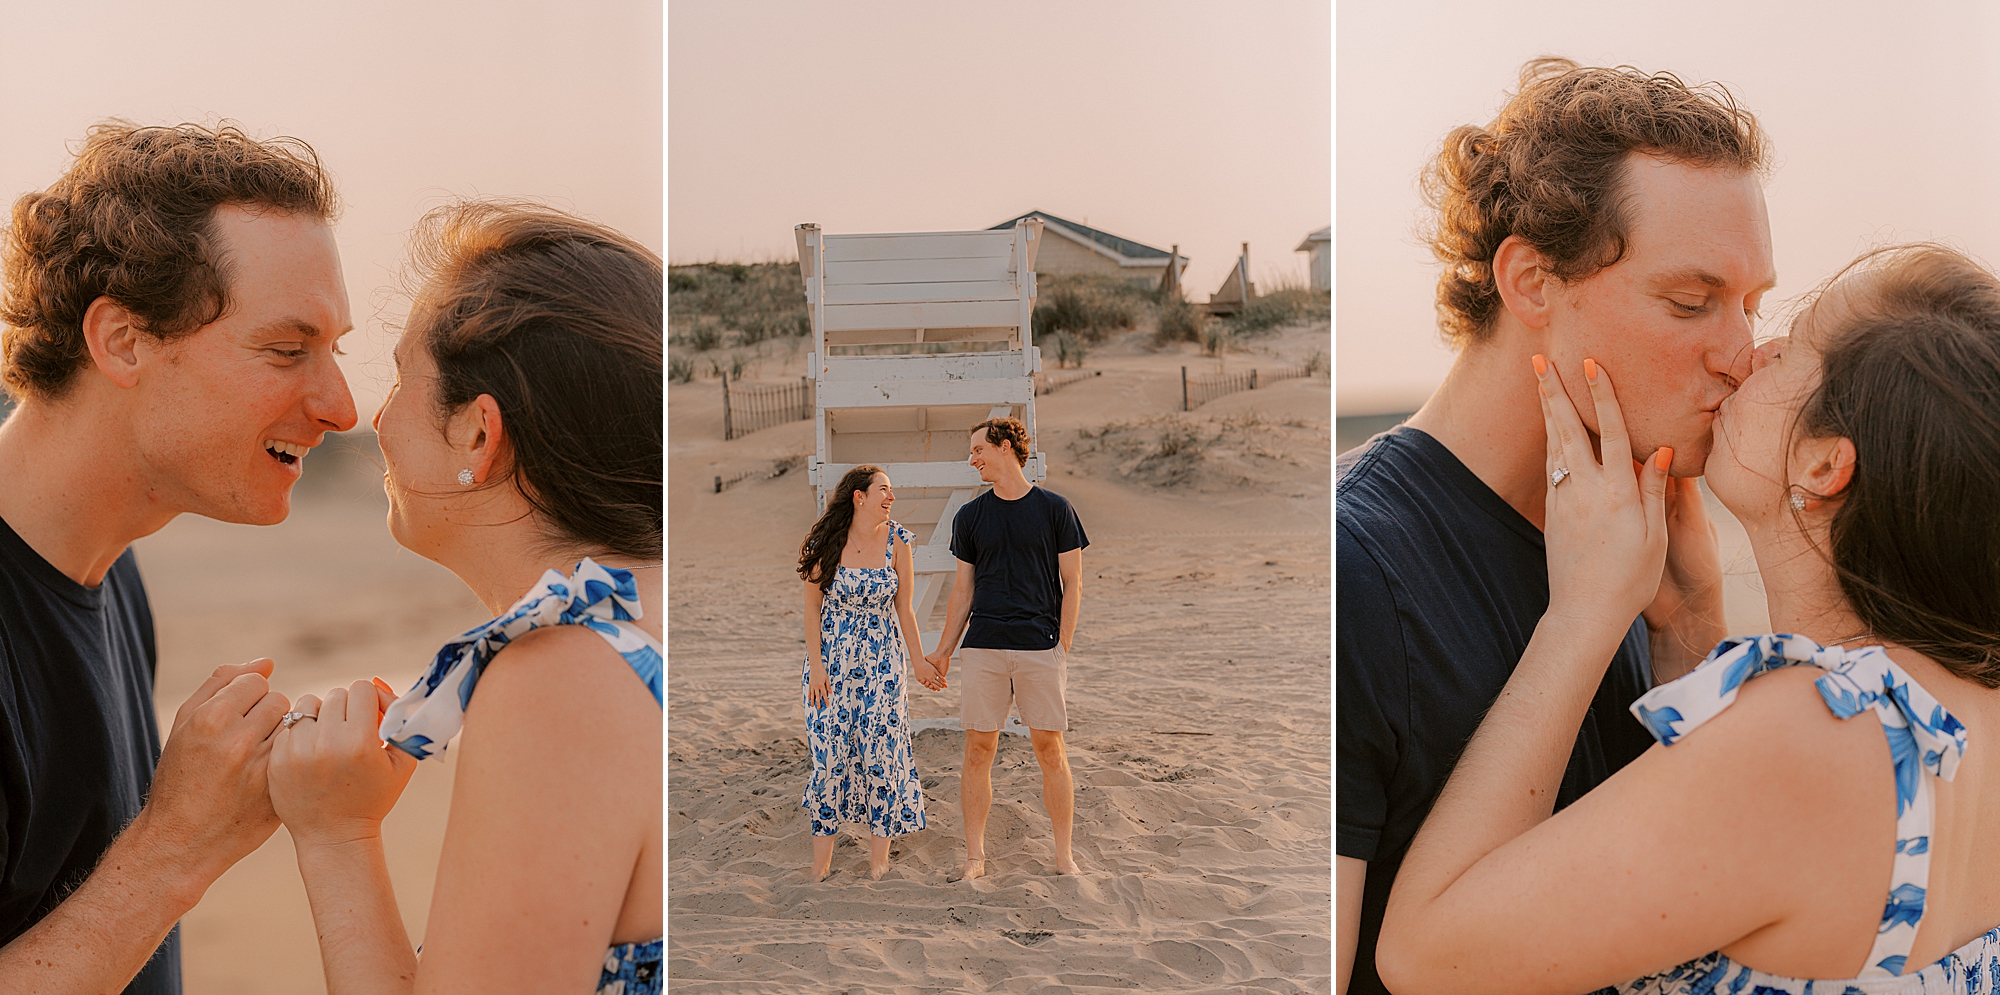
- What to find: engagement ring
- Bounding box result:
[280,711,317,729]
[1550,467,1571,488]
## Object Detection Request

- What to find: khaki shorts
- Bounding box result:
[958,645,1068,732]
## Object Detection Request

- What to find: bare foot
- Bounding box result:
[1054,855,1081,875]
[949,857,986,882]
[811,863,834,882]
[868,860,890,881]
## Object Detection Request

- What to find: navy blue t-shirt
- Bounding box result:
[1337,427,1653,995]
[951,485,1088,651]
[0,515,179,994]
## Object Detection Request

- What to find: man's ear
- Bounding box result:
[1799,435,1857,505]
[80,296,145,389]
[1492,235,1554,330]
[452,394,509,486]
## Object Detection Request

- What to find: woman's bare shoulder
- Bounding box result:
[472,625,658,723]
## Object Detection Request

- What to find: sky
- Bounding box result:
[1338,0,2000,415]
[668,0,1331,303]
[0,0,662,416]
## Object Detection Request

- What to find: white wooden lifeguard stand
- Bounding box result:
[796,219,1047,656]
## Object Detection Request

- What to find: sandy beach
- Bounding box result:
[667,323,1335,992]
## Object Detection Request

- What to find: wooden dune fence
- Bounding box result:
[722,372,814,440]
[1181,363,1314,410]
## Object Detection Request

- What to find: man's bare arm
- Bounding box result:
[1056,548,1082,652]
[1336,856,1365,995]
[928,561,976,673]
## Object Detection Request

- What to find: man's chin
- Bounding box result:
[204,494,293,527]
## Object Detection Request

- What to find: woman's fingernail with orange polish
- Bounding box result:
[1584,358,1599,383]
[1532,354,1548,378]
[1654,447,1674,471]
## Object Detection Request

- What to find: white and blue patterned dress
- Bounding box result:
[378,558,663,995]
[1600,634,1999,994]
[803,522,927,838]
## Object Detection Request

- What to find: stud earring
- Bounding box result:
[458,469,476,486]
[1789,492,1807,511]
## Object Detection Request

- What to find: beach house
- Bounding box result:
[1297,225,1330,291]
[988,210,1186,290]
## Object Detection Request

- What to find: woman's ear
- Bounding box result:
[452,394,508,485]
[1492,235,1554,330]
[1799,436,1858,506]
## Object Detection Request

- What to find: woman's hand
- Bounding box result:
[1537,355,1673,638]
[912,653,945,691]
[269,679,419,849]
[806,664,832,708]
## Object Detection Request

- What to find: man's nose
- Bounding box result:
[312,356,360,433]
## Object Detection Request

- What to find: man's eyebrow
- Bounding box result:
[1652,268,1779,292]
[250,317,348,339]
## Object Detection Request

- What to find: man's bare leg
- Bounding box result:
[811,834,835,881]
[1030,728,1079,874]
[954,730,1000,881]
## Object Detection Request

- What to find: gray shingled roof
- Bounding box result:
[990,210,1172,261]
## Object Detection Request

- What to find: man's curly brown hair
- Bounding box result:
[1,120,338,400]
[1421,58,1769,348]
[971,416,1031,465]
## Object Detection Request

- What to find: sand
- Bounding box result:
[132,439,489,994]
[667,323,1336,993]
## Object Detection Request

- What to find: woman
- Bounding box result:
[266,201,662,993]
[1378,245,2000,992]
[797,464,939,881]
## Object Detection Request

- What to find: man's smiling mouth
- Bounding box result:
[264,440,311,465]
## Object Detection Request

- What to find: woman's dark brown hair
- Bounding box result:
[2,120,338,399]
[1421,58,1769,348]
[798,465,885,592]
[406,200,662,561]
[1796,244,2000,685]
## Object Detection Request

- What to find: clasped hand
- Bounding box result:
[267,678,419,848]
[1536,356,1676,637]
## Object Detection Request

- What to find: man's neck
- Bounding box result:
[1403,323,1554,530]
[0,396,180,587]
[990,465,1032,500]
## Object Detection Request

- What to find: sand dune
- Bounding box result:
[668,324,1334,993]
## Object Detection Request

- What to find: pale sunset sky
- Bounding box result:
[0,0,662,415]
[1339,1,2000,414]
[668,1,1332,306]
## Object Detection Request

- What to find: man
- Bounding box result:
[927,417,1087,879]
[0,121,358,993]
[1336,60,1772,994]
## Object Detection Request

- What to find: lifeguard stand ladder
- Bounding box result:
[796,219,1047,656]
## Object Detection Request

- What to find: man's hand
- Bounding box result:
[926,648,952,679]
[142,659,292,892]
[1642,475,1729,684]
[912,655,946,691]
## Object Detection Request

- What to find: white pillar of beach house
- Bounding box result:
[797,219,1046,657]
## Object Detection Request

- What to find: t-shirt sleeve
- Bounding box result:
[1052,494,1087,554]
[1337,521,1403,863]
[950,501,977,565]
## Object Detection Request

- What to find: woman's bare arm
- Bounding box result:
[410,627,658,992]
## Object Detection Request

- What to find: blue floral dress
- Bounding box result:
[802,522,927,838]
[1599,634,1997,994]
[377,559,663,995]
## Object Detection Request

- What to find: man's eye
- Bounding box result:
[1669,299,1706,315]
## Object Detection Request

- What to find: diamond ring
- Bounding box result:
[280,711,318,729]
[1550,467,1571,488]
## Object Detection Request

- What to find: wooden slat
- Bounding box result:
[821,300,1022,332]
[825,256,1014,286]
[822,280,1020,306]
[818,377,1034,409]
[823,231,1017,263]
[820,352,1028,382]
[816,456,1043,490]
[913,546,960,573]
